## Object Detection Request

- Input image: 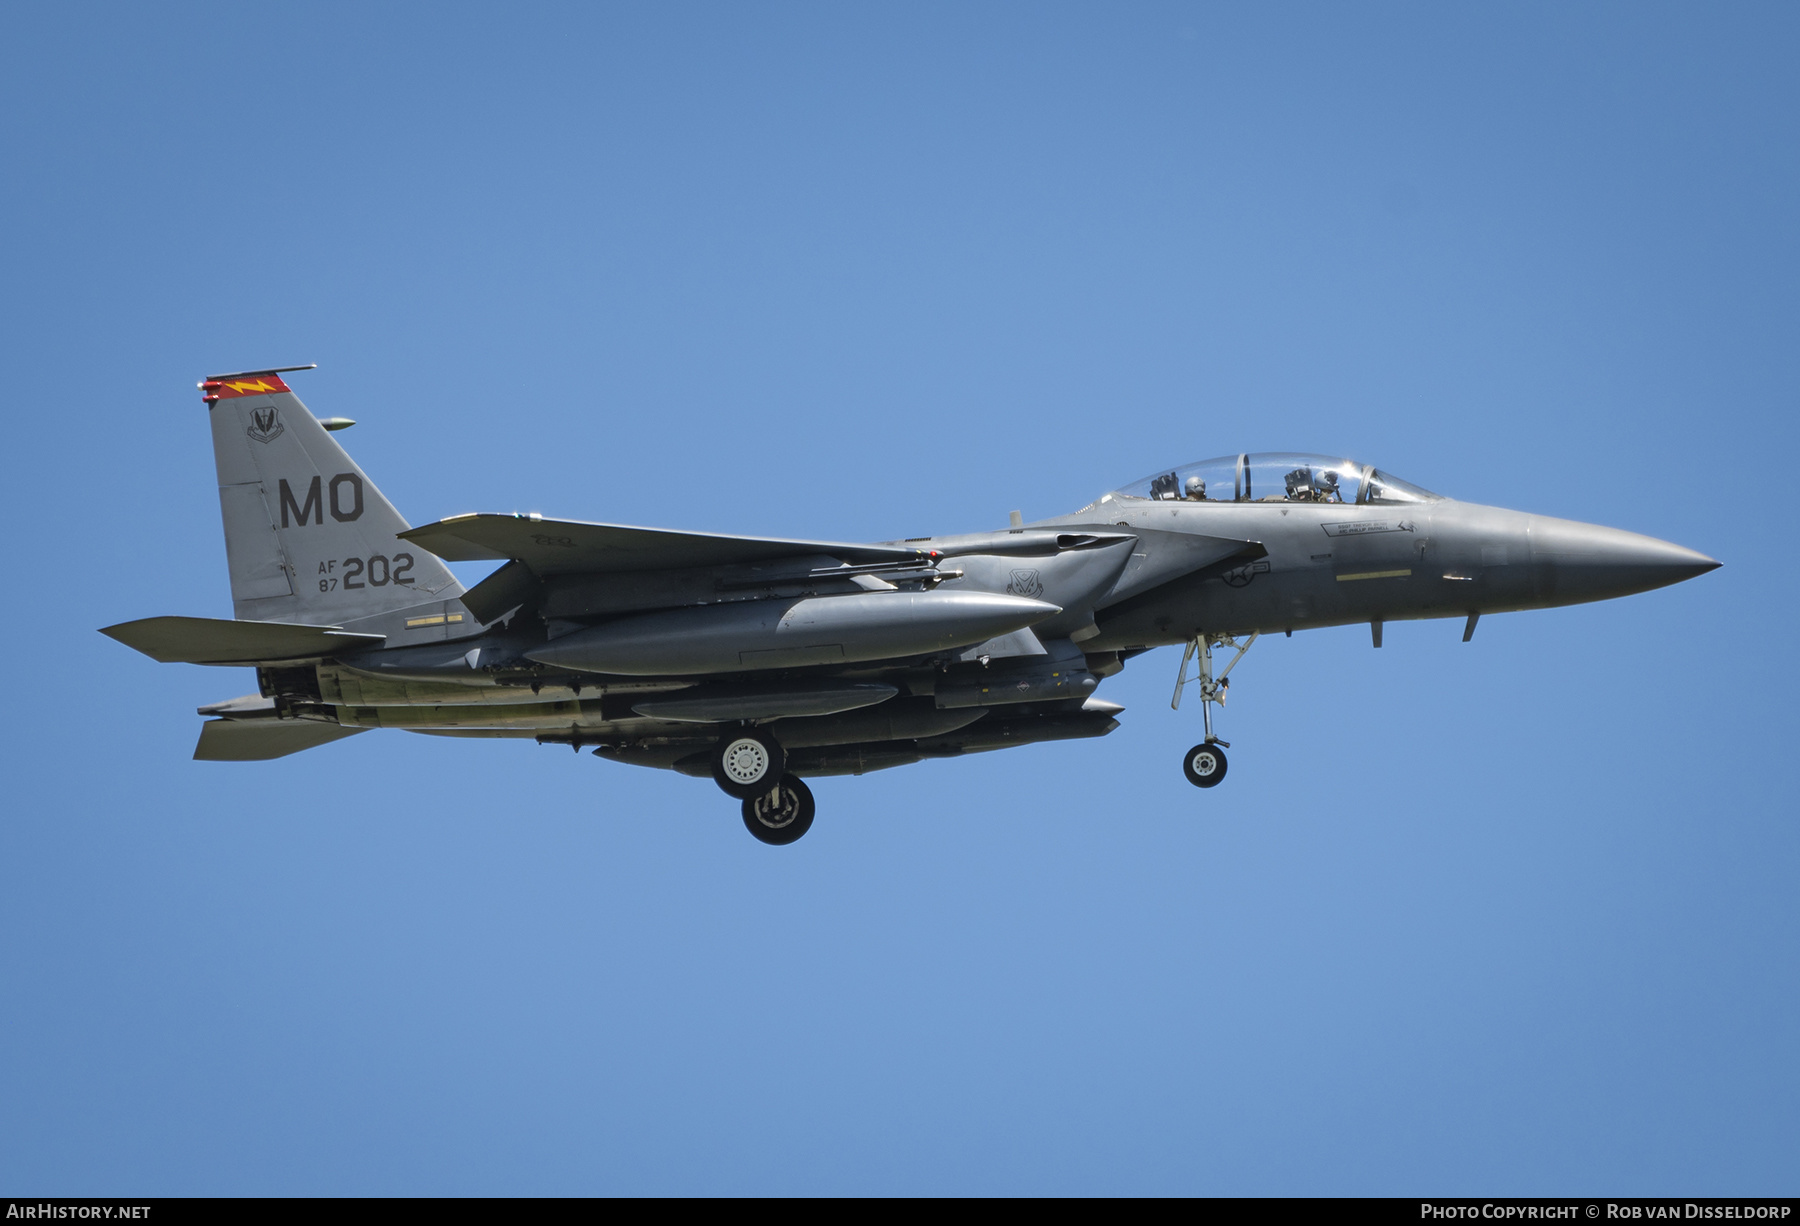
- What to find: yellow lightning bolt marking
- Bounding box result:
[224,379,275,394]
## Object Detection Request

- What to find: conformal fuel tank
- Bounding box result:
[526,590,1061,676]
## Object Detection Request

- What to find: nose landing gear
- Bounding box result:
[1172,631,1257,790]
[1183,742,1228,788]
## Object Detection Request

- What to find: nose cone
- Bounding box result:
[1529,516,1720,604]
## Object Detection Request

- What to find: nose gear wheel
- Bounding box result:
[1182,742,1228,788]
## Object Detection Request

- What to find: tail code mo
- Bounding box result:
[278,474,364,527]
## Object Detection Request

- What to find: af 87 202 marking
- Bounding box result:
[316,554,416,592]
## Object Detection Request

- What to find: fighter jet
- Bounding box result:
[102,367,1719,844]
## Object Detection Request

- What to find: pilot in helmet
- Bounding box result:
[1184,475,1207,501]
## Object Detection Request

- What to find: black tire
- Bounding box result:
[742,776,815,845]
[1182,742,1228,789]
[712,728,787,799]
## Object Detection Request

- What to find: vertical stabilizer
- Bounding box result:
[203,368,461,624]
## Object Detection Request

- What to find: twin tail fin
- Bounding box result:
[203,367,462,624]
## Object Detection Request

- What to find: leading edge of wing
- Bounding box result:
[398,513,931,575]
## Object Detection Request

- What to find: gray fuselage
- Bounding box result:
[1032,495,1712,652]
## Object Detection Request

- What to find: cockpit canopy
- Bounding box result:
[1106,453,1442,507]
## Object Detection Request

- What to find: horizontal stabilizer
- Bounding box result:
[194,719,366,761]
[101,616,384,665]
[400,513,928,576]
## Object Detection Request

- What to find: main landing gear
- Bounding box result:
[1172,631,1258,790]
[712,727,785,799]
[712,727,816,845]
[742,776,815,845]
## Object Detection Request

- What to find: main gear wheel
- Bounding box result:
[712,728,785,799]
[742,776,816,845]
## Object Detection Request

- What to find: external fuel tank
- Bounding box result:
[526,589,1061,676]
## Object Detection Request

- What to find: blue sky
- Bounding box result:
[1,2,1795,1194]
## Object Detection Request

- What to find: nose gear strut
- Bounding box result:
[1171,632,1258,789]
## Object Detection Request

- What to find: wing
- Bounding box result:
[397,513,930,576]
